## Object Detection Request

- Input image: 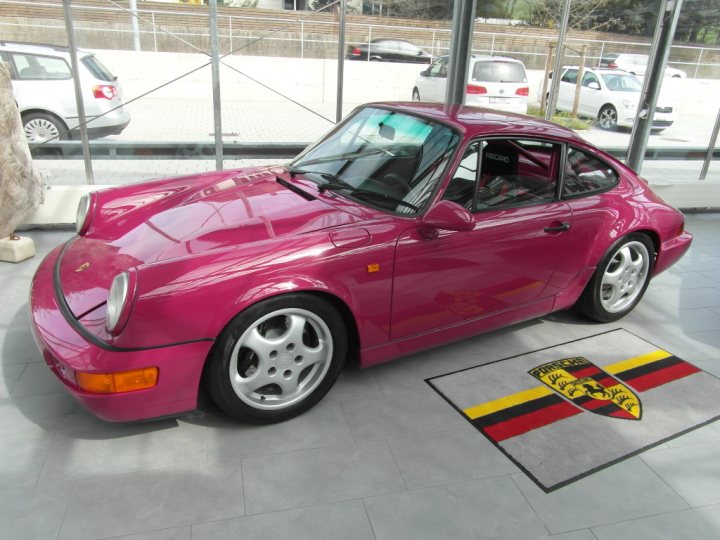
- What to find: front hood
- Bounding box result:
[59,168,360,317]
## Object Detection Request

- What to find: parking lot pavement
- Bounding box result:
[31,98,720,186]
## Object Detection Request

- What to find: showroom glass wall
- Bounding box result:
[0,0,718,187]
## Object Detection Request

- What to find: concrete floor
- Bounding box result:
[1,214,719,540]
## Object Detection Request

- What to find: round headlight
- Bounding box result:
[106,271,131,335]
[76,193,93,235]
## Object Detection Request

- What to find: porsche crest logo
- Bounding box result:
[529,357,642,420]
[75,262,90,272]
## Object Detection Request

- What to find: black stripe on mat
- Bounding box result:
[471,393,566,428]
[614,355,683,381]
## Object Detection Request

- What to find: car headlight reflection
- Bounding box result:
[76,193,94,235]
[106,271,135,335]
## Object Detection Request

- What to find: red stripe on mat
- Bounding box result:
[626,361,701,392]
[483,401,582,442]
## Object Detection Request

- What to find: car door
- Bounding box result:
[419,57,448,102]
[578,70,604,118]
[391,137,572,339]
[557,68,577,111]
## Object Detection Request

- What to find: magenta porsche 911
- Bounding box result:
[30,102,692,423]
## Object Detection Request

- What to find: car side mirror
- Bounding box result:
[588,81,601,90]
[420,69,428,77]
[420,200,474,238]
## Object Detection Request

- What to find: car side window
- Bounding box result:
[582,72,599,87]
[561,69,577,84]
[12,53,71,80]
[563,147,618,197]
[427,58,447,78]
[443,138,559,211]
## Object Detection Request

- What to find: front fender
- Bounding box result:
[111,225,399,350]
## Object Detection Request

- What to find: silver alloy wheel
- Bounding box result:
[598,106,617,129]
[24,117,60,142]
[412,89,421,101]
[599,240,650,313]
[229,308,333,410]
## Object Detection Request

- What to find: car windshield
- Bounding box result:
[472,61,526,83]
[290,107,460,214]
[601,73,642,92]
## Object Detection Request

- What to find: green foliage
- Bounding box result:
[527,106,593,130]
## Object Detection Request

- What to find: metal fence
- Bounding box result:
[1,0,719,77]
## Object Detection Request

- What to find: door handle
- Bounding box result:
[544,222,570,233]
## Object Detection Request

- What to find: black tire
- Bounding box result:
[207,294,347,423]
[412,88,421,101]
[22,112,69,143]
[575,233,655,323]
[597,105,618,130]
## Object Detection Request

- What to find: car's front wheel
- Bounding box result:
[598,105,618,130]
[575,234,655,322]
[207,294,346,423]
[412,88,421,101]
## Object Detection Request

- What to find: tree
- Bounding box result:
[521,0,622,32]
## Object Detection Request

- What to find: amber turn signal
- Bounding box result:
[76,367,159,394]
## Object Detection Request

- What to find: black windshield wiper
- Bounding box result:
[289,169,351,193]
[290,169,419,212]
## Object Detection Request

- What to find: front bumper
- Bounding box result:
[30,244,213,422]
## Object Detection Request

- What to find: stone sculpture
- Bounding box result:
[0,61,44,262]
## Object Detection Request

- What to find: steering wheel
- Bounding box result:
[382,173,411,194]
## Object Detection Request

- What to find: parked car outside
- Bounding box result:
[346,38,431,63]
[545,66,677,130]
[413,55,529,114]
[599,53,687,78]
[0,42,130,142]
[30,102,691,423]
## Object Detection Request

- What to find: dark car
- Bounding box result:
[347,38,432,63]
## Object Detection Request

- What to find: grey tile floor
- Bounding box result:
[1,214,719,540]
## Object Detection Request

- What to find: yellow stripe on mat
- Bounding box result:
[462,349,672,420]
[605,349,672,374]
[464,386,553,420]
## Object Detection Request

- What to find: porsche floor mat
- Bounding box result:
[427,329,720,492]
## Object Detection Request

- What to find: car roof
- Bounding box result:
[371,38,413,44]
[366,102,584,142]
[561,66,632,76]
[435,54,524,64]
[0,41,66,53]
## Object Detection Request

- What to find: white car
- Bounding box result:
[413,55,529,114]
[550,67,677,130]
[0,42,130,142]
[600,53,687,78]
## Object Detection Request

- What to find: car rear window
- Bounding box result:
[472,61,527,83]
[82,55,116,82]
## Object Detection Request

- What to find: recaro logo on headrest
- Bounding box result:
[486,152,510,163]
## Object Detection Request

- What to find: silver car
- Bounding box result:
[0,42,130,142]
[413,55,529,114]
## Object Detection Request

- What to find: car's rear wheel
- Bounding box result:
[22,112,69,143]
[412,88,421,101]
[207,294,346,423]
[575,234,655,322]
[598,105,618,130]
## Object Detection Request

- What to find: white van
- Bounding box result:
[413,55,529,114]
